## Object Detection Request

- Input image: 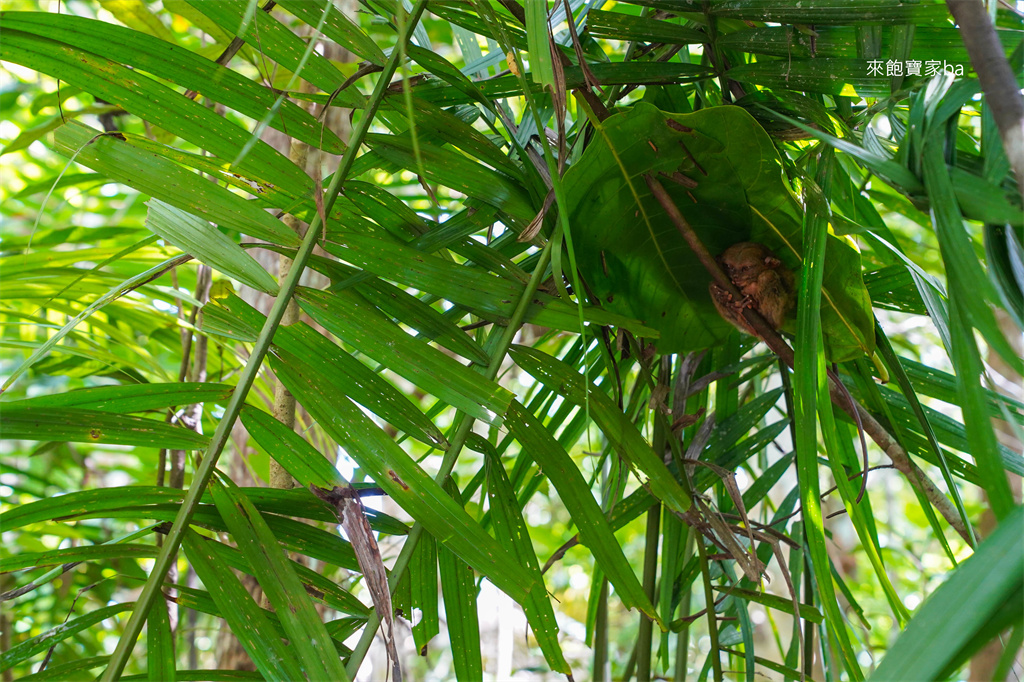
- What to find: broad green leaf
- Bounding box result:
[510,345,691,514]
[870,504,1024,681]
[565,102,875,361]
[503,401,662,626]
[14,382,232,413]
[182,529,306,682]
[438,480,483,682]
[207,475,351,681]
[146,200,278,294]
[1,12,346,154]
[270,360,539,605]
[0,603,134,672]
[296,287,512,424]
[0,406,208,449]
[51,122,300,246]
[483,443,571,674]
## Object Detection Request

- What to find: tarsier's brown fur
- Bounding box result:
[709,242,796,335]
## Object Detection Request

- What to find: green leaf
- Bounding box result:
[719,24,1022,64]
[409,533,440,654]
[525,0,555,88]
[146,200,278,294]
[97,0,175,42]
[870,504,1024,680]
[587,9,706,44]
[0,543,158,572]
[354,276,490,365]
[504,401,663,626]
[566,102,875,360]
[296,287,512,424]
[0,603,134,672]
[483,443,571,674]
[239,405,345,489]
[613,0,950,24]
[207,475,351,681]
[0,486,385,575]
[13,382,233,413]
[510,345,691,514]
[146,596,176,682]
[270,360,539,605]
[18,658,110,682]
[182,529,307,682]
[0,27,310,195]
[438,480,483,682]
[322,232,658,341]
[381,94,526,182]
[182,0,346,94]
[364,133,536,225]
[0,11,346,154]
[277,0,385,65]
[0,406,208,449]
[51,121,299,246]
[204,293,448,448]
[792,175,863,679]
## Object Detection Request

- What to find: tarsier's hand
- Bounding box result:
[709,242,796,336]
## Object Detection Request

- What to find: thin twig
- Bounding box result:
[947,0,1024,202]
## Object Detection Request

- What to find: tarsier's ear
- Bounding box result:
[764,256,781,268]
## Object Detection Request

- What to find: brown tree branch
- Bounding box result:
[644,174,974,544]
[947,0,1024,200]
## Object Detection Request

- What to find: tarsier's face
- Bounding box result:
[709,242,796,334]
[716,242,782,288]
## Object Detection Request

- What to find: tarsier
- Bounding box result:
[709,242,796,335]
